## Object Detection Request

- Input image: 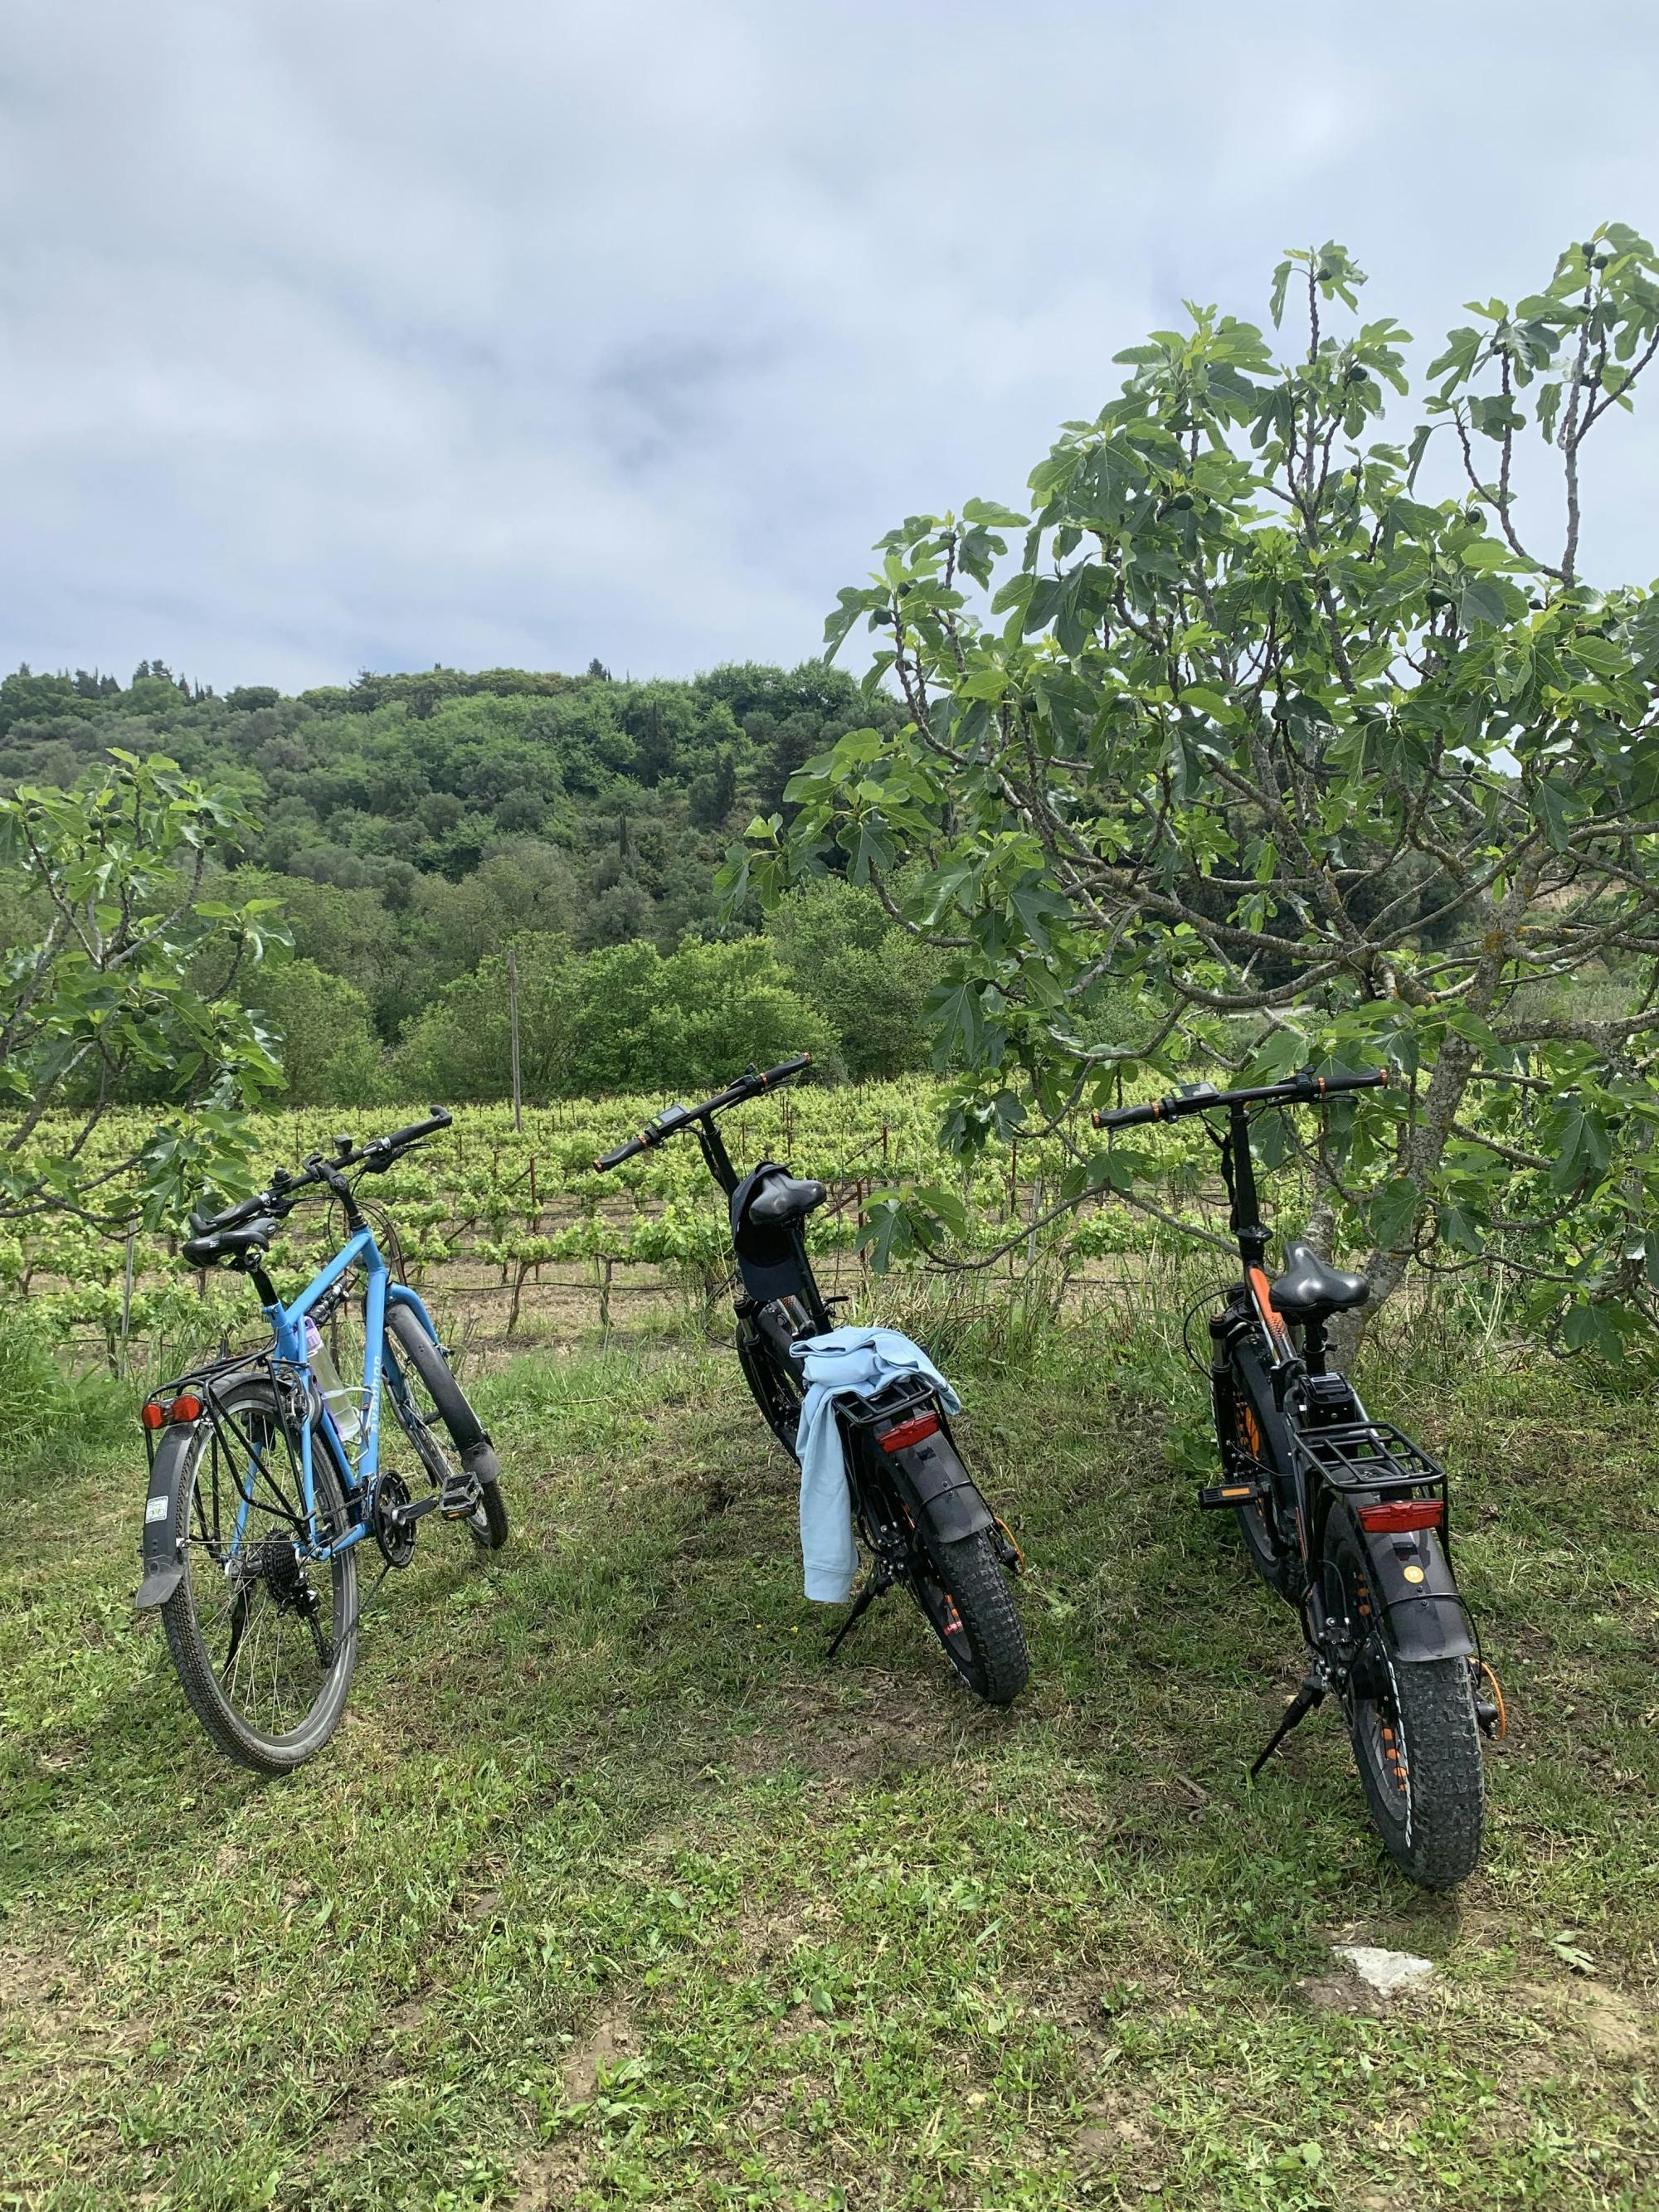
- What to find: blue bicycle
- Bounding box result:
[133,1111,507,1772]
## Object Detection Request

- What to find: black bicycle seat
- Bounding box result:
[1269,1240,1370,1323]
[747,1173,827,1226]
[182,1216,279,1268]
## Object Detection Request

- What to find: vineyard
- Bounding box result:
[6,1081,1204,1373]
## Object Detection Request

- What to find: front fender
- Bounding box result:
[1355,1518,1476,1664]
[133,1422,197,1610]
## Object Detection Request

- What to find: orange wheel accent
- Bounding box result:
[993,1516,1025,1572]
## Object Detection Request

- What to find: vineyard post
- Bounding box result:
[508,946,523,1134]
[118,1232,135,1379]
[529,1155,540,1281]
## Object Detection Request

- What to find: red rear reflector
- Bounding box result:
[1358,1499,1443,1534]
[879,1412,940,1453]
[141,1402,168,1430]
[170,1393,204,1422]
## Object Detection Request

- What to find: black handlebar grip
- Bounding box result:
[380,1107,453,1150]
[594,1133,649,1172]
[757,1053,812,1087]
[1092,1099,1167,1130]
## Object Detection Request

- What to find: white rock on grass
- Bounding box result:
[1331,1944,1436,1998]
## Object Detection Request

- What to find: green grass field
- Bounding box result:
[2,1302,1657,2210]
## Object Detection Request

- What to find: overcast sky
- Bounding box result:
[3,0,1657,693]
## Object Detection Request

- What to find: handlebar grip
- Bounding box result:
[757,1053,812,1087]
[1316,1068,1389,1094]
[1092,1099,1167,1130]
[594,1133,649,1172]
[380,1107,453,1150]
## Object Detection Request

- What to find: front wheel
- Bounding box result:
[910,1529,1029,1708]
[737,1323,802,1457]
[385,1305,508,1549]
[1324,1516,1484,1889]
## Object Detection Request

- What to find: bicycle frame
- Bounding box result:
[243,1232,441,1564]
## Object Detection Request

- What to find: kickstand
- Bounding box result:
[825,1568,889,1660]
[1250,1666,1327,1779]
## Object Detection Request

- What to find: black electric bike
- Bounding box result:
[1097,1067,1501,1889]
[596,1056,1029,1706]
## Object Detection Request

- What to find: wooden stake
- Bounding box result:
[508,944,523,1132]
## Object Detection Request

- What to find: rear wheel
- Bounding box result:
[909,1527,1029,1708]
[1323,1514,1484,1889]
[160,1378,358,1773]
[384,1305,508,1549]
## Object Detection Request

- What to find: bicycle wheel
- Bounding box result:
[160,1377,358,1773]
[737,1323,802,1456]
[384,1304,508,1549]
[1321,1512,1484,1889]
[907,1518,1029,1708]
[1219,1345,1294,1597]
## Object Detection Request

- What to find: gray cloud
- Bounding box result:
[2,0,1657,691]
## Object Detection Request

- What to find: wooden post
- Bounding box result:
[118,1232,136,1379]
[508,946,523,1132]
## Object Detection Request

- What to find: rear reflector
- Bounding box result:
[879,1412,940,1453]
[1358,1499,1443,1534]
[142,1392,204,1431]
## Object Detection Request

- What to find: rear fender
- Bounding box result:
[133,1421,197,1610]
[1352,1517,1476,1663]
[880,1419,994,1546]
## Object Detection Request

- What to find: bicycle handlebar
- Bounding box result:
[186,1108,454,1235]
[1092,1067,1388,1132]
[593,1054,813,1172]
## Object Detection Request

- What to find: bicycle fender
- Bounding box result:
[133,1422,197,1610]
[1356,1523,1476,1663]
[462,1436,501,1486]
[885,1427,994,1545]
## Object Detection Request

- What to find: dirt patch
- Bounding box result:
[562,1994,637,2103]
[1517,1978,1653,2062]
[510,2140,587,2210]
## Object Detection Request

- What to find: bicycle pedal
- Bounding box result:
[1197,1480,1267,1511]
[439,1481,480,1519]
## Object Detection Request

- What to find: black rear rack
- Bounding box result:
[837,1374,941,1433]
[1289,1420,1445,1497]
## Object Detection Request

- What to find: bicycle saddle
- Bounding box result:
[1268,1240,1370,1323]
[182,1216,279,1268]
[747,1173,828,1226]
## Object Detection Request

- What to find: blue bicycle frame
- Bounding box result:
[251,1226,443,1563]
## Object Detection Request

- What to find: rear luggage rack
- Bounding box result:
[1289,1420,1445,1498]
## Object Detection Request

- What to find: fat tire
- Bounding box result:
[916,1529,1029,1708]
[385,1305,508,1549]
[1326,1518,1484,1889]
[160,1383,358,1775]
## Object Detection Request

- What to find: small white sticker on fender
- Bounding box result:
[145,1495,169,1523]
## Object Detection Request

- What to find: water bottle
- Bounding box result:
[304,1316,362,1441]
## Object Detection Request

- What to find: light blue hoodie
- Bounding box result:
[788,1325,959,1602]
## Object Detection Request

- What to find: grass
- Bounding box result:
[2,1301,1657,2210]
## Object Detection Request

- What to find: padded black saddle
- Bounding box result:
[747,1174,827,1226]
[1268,1239,1370,1324]
[182,1216,278,1268]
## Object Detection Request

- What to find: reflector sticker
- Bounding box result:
[145,1495,169,1522]
[1402,1563,1425,1584]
